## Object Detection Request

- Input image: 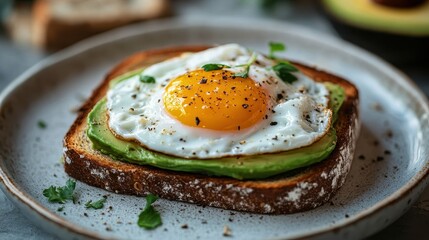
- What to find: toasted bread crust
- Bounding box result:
[63,46,359,214]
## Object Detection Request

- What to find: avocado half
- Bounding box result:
[322,0,429,64]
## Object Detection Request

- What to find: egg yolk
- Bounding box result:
[163,69,269,131]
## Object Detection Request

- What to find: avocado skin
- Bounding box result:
[87,83,344,180]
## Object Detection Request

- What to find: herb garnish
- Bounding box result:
[273,62,298,83]
[37,120,47,129]
[268,42,286,59]
[43,179,76,204]
[234,52,257,78]
[85,197,106,209]
[140,75,156,83]
[201,64,230,72]
[267,42,299,83]
[137,194,162,230]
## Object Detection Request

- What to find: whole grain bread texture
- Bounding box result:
[63,46,360,214]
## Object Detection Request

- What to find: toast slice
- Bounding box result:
[32,0,170,50]
[63,46,359,214]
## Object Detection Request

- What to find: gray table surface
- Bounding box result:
[1,0,428,239]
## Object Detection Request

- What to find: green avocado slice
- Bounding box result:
[323,0,429,36]
[87,83,345,180]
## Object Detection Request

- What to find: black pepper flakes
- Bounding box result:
[386,130,394,138]
[195,117,200,126]
[199,78,207,84]
[242,104,249,109]
[270,122,278,126]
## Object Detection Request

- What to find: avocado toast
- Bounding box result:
[63,45,360,214]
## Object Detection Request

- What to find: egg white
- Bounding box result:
[106,44,332,158]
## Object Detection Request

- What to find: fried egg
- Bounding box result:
[106,44,332,159]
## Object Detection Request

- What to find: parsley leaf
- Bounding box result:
[62,179,76,200]
[273,62,298,84]
[268,42,286,59]
[85,197,106,209]
[140,75,156,83]
[201,63,230,71]
[273,61,298,72]
[267,41,299,83]
[137,194,162,230]
[43,179,76,204]
[37,120,47,129]
[233,52,257,78]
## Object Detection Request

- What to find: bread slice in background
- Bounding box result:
[30,0,170,50]
[63,46,360,214]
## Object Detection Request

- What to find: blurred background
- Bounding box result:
[0,0,428,239]
[1,0,428,92]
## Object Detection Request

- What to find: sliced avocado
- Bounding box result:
[325,82,345,123]
[86,83,344,180]
[323,0,429,63]
[323,0,429,36]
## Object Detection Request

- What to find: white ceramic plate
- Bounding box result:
[0,17,428,240]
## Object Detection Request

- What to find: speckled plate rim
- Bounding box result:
[0,16,428,239]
